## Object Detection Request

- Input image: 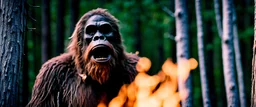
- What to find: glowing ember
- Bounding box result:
[106,57,198,107]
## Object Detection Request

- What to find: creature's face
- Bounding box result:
[84,15,116,63]
[81,15,123,84]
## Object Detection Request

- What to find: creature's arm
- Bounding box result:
[27,61,61,107]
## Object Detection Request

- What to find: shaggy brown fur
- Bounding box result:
[27,8,139,107]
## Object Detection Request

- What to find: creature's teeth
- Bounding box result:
[96,57,107,60]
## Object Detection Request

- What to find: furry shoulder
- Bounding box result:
[27,53,75,107]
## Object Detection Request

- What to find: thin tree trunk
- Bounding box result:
[222,0,239,106]
[56,0,65,55]
[195,0,211,106]
[175,0,192,106]
[0,0,26,106]
[170,0,177,63]
[134,2,142,53]
[70,0,80,35]
[232,6,247,107]
[251,0,256,106]
[42,0,51,63]
[214,0,223,37]
[32,0,41,72]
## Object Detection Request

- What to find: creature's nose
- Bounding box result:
[92,32,106,41]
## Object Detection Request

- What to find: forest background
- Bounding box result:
[22,0,254,106]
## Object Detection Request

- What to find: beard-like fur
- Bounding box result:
[85,58,116,84]
[82,43,120,84]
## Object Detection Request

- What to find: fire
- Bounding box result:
[104,57,198,107]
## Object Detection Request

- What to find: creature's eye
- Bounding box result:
[85,25,97,35]
[99,24,112,34]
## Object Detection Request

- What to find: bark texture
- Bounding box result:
[0,0,26,106]
[232,6,246,107]
[175,0,192,106]
[195,0,211,106]
[222,0,239,106]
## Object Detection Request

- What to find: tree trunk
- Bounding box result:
[134,2,142,53]
[0,0,26,106]
[42,0,51,63]
[222,0,239,106]
[70,0,80,35]
[175,0,192,106]
[214,0,223,38]
[251,0,256,106]
[56,0,65,55]
[195,0,211,106]
[232,5,247,107]
[32,0,41,72]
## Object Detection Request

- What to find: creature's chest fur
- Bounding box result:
[58,71,123,107]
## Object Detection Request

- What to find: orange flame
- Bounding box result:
[106,57,198,107]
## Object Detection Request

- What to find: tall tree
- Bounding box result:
[175,0,192,106]
[0,0,26,106]
[213,1,227,106]
[70,0,80,35]
[251,0,256,106]
[30,0,42,74]
[134,1,142,53]
[214,0,223,38]
[232,5,247,107]
[195,0,211,106]
[222,0,239,106]
[56,0,65,55]
[42,0,51,63]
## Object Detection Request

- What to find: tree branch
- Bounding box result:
[162,6,175,17]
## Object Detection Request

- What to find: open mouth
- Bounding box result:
[90,45,112,63]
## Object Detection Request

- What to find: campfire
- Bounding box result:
[98,57,198,107]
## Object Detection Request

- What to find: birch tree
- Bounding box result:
[222,0,239,106]
[175,0,192,106]
[232,5,246,107]
[214,0,223,38]
[215,0,245,106]
[195,0,211,106]
[251,0,256,106]
[0,0,26,106]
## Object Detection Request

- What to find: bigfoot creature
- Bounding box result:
[27,8,139,107]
